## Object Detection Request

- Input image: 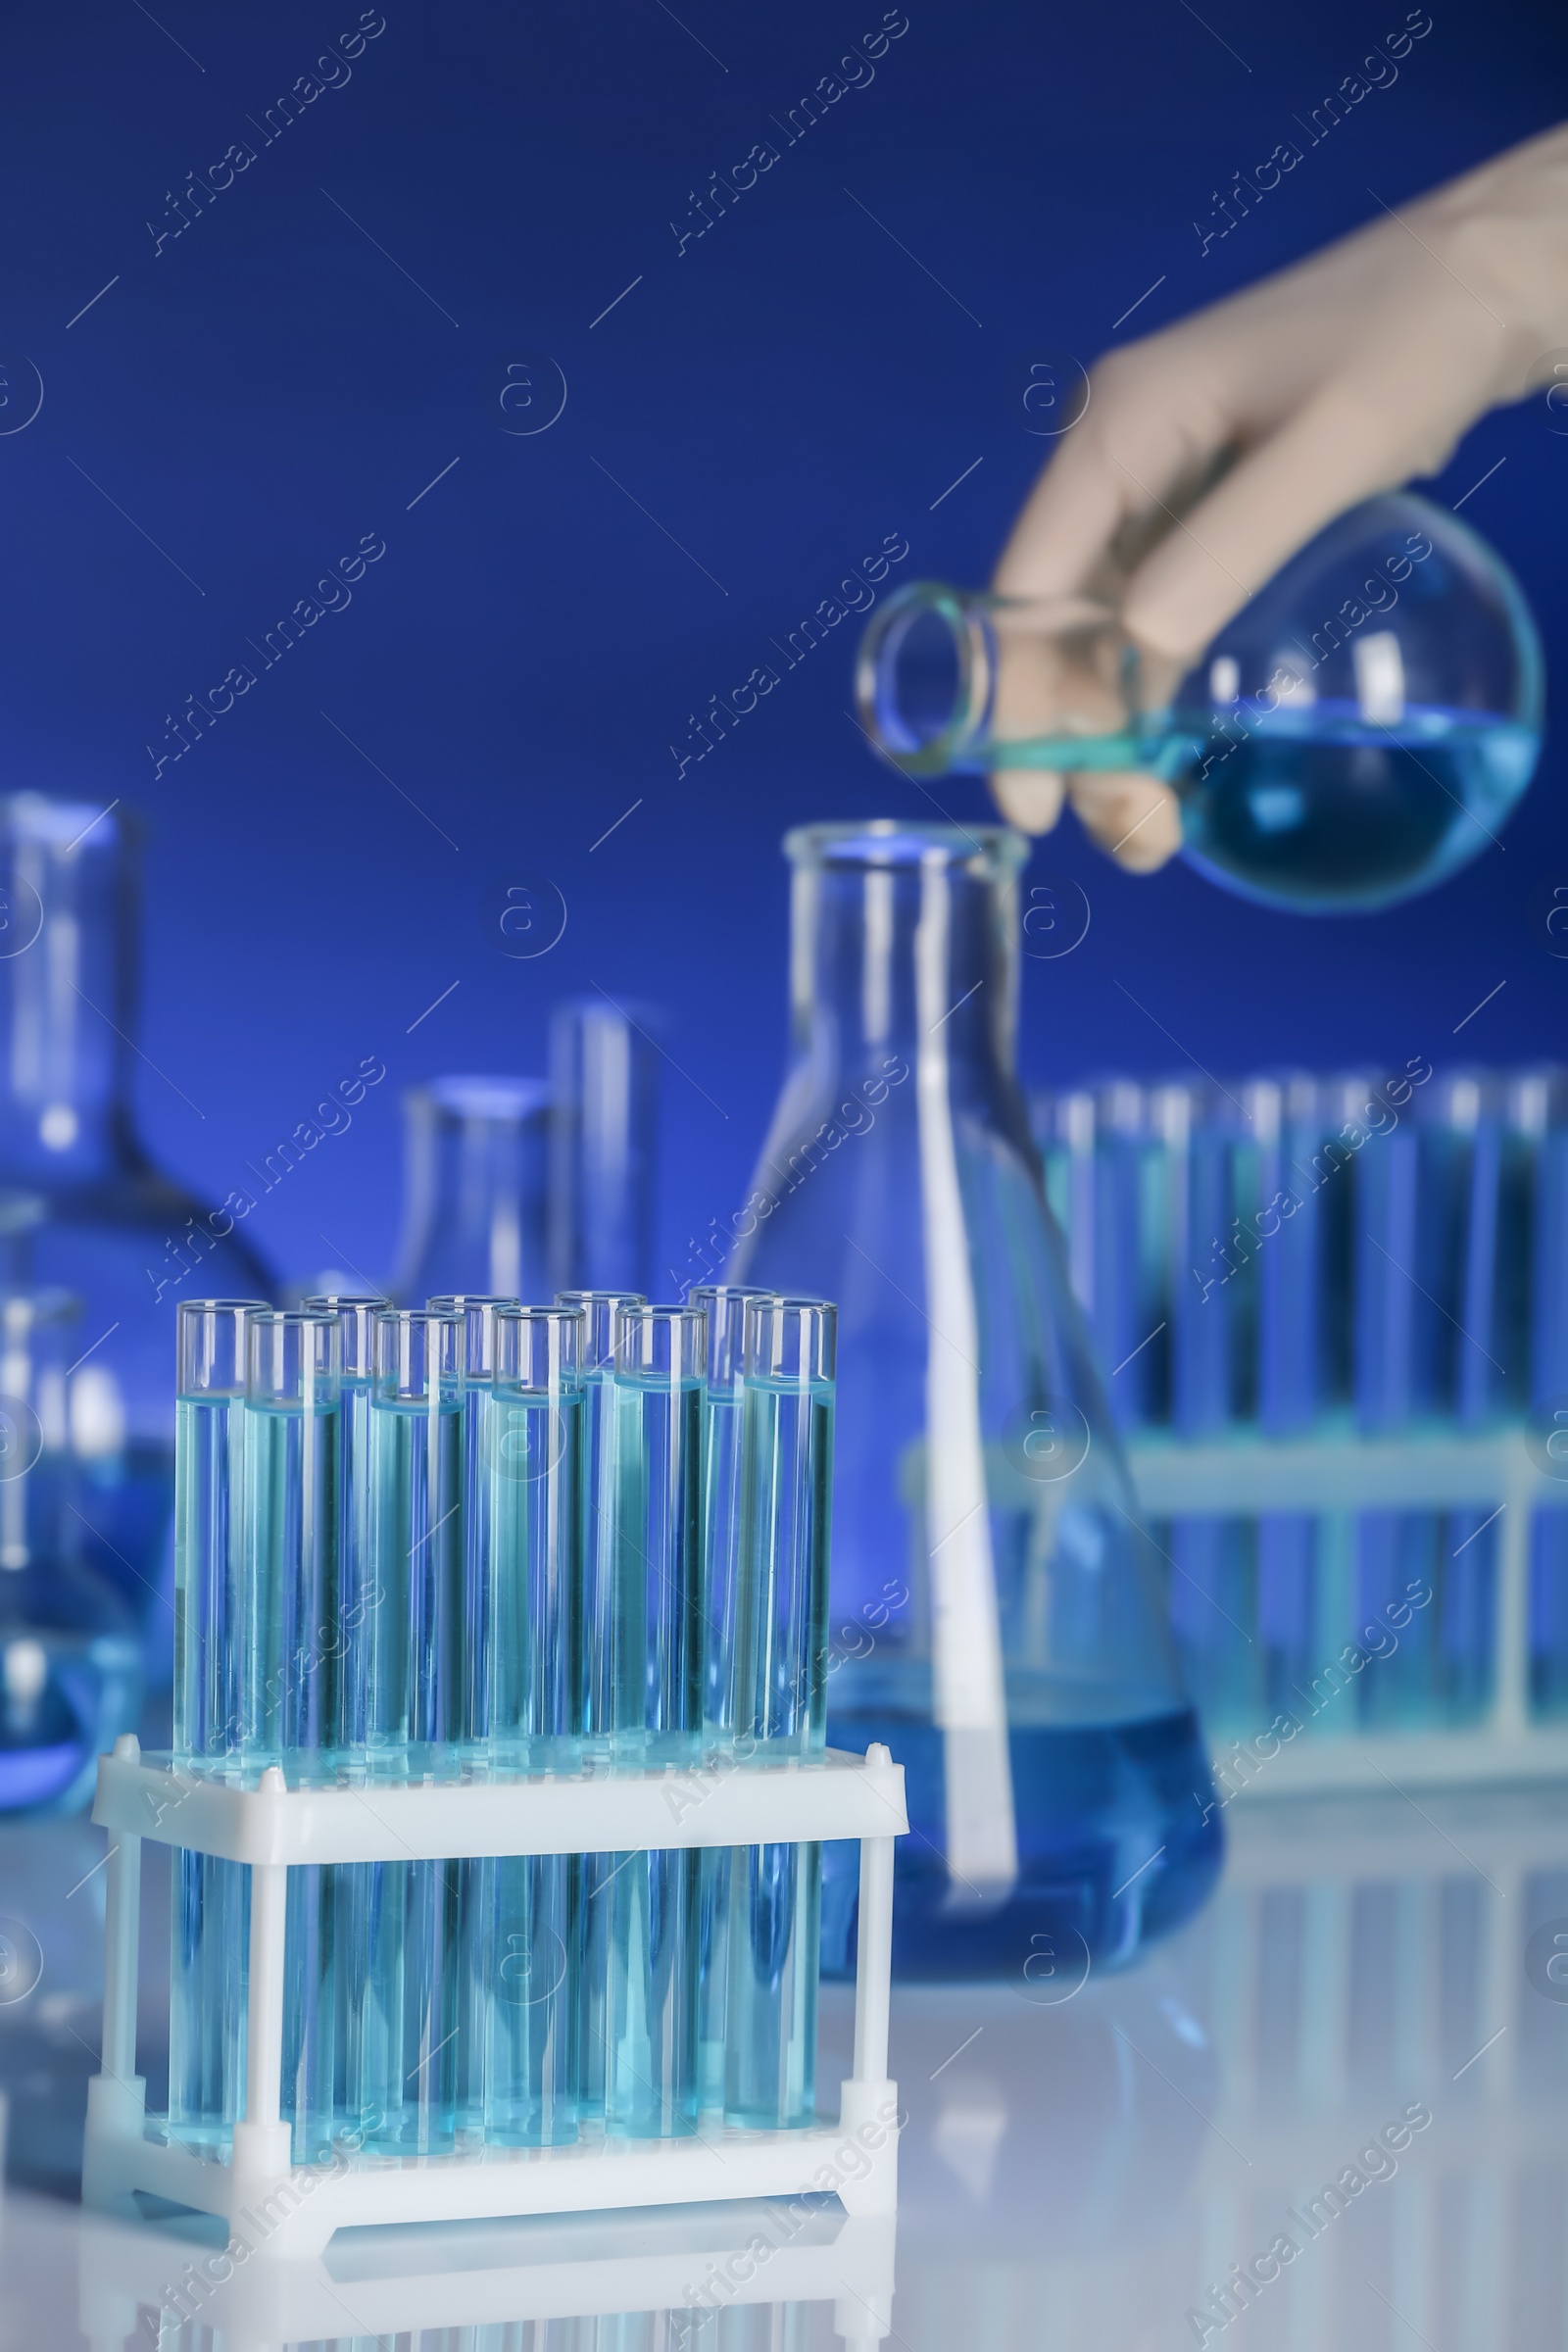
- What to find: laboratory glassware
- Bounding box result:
[299,1294,385,1756]
[725,1295,832,2129]
[0,796,272,1651]
[594,1301,705,2136]
[360,1306,465,2154]
[0,1290,138,1815]
[390,1077,550,1302]
[480,1303,584,2145]
[549,997,661,1295]
[169,1298,264,2147]
[856,494,1543,912]
[242,1310,345,2161]
[730,820,1221,1977]
[557,1286,644,2124]
[1033,1081,1165,1434]
[690,1281,778,2108]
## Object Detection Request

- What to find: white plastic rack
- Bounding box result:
[1129,1423,1568,1794]
[83,1735,906,2264]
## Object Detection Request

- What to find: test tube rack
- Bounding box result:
[77,2199,898,2352]
[1130,1422,1568,1793]
[82,1735,906,2266]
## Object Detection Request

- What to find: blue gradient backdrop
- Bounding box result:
[1,0,1564,1296]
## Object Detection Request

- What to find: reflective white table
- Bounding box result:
[2,1779,1566,2349]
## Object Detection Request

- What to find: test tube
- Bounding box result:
[243,1310,344,2162]
[359,1308,465,2154]
[240,1311,341,1758]
[1528,1070,1568,1717]
[1151,1082,1251,1726]
[301,1293,391,2149]
[426,1294,521,1759]
[598,1302,706,2139]
[724,1298,833,2131]
[1245,1076,1322,1727]
[556,1288,645,2126]
[690,1283,778,2110]
[1352,1072,1443,1730]
[300,1296,385,1758]
[478,1304,585,2145]
[169,1298,266,2149]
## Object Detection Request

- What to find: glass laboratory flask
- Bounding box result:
[729,820,1221,1979]
[857,493,1542,913]
[390,1075,551,1302]
[549,996,661,1295]
[0,1290,140,1813]
[0,796,272,1657]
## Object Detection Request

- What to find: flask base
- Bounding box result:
[822,1708,1224,1981]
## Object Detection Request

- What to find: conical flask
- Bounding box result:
[730,820,1221,1978]
[856,493,1542,911]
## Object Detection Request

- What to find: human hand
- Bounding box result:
[992,119,1568,868]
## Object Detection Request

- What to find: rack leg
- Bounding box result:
[852,1830,894,2086]
[81,1735,147,2212]
[839,1748,900,2218]
[232,1767,294,2204]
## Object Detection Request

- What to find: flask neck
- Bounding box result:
[0,800,140,1185]
[786,829,1024,1095]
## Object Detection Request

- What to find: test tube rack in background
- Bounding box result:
[82,1290,905,2265]
[1032,1067,1568,1794]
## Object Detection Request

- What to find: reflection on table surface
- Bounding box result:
[1,1781,1566,2348]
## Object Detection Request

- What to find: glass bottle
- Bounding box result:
[729,820,1222,1978]
[0,795,273,1654]
[390,1077,551,1302]
[856,494,1542,912]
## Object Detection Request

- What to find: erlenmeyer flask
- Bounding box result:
[730,820,1221,1978]
[857,494,1542,912]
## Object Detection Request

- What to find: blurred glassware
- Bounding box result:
[1032,1061,1568,1748]
[731,819,1221,1981]
[857,494,1542,912]
[549,997,660,1296]
[0,1289,139,1813]
[0,795,271,1661]
[390,1075,550,1303]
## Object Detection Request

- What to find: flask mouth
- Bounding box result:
[416,1076,551,1124]
[856,583,996,776]
[784,819,1028,873]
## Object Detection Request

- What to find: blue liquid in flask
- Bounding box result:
[1174,701,1540,913]
[822,1710,1223,1982]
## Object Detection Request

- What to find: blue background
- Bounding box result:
[1,0,1564,1296]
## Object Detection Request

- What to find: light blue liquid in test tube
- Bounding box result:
[690,1284,777,2111]
[479,1303,585,2144]
[725,1297,832,2131]
[170,1298,267,2149]
[556,1288,643,2125]
[1246,1075,1324,1726]
[301,1295,388,2148]
[360,1307,465,2154]
[243,1310,344,2161]
[428,1293,521,2137]
[601,1300,705,2138]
